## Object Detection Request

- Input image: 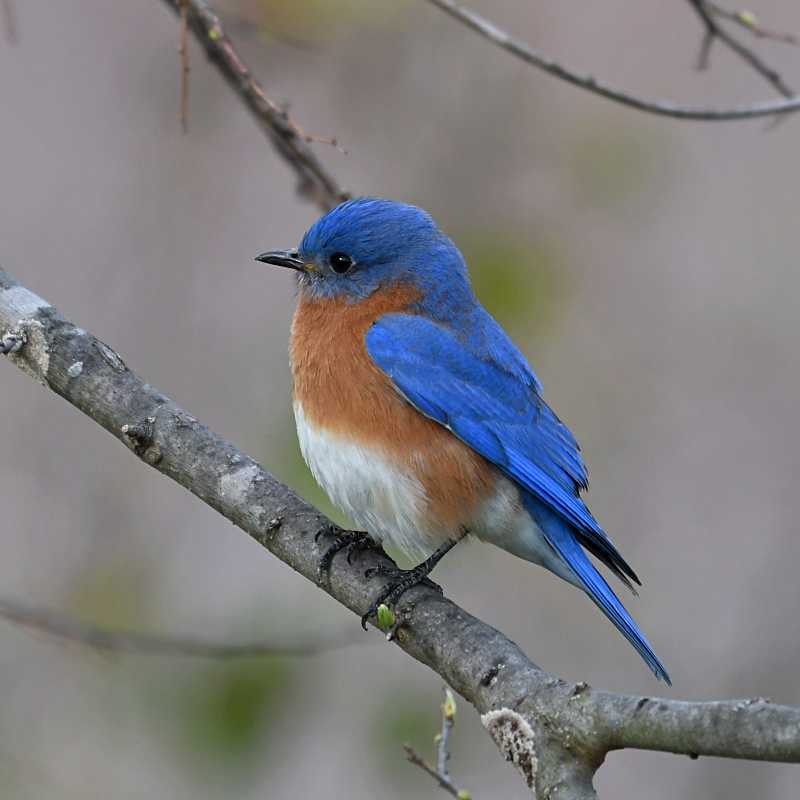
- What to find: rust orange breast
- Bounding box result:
[289,283,499,530]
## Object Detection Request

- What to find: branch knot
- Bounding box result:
[121,416,162,463]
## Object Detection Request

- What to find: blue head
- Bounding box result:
[256,198,473,309]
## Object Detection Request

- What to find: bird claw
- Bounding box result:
[363,563,398,580]
[316,528,380,583]
[360,538,460,630]
[314,524,337,545]
[360,566,443,630]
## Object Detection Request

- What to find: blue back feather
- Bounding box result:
[366,313,670,683]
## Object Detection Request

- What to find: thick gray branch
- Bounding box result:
[2,269,800,799]
[593,692,800,761]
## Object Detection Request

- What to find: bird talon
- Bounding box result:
[314,524,335,545]
[364,563,397,580]
[317,529,378,583]
[360,540,459,629]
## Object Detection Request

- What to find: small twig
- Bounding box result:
[0,595,364,659]
[437,687,456,781]
[1,0,17,46]
[160,0,347,209]
[404,688,471,799]
[178,0,190,132]
[708,3,798,45]
[697,21,716,71]
[687,0,794,97]
[424,0,800,122]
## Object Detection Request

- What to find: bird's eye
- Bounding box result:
[329,252,353,274]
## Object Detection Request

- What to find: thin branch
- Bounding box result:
[0,595,363,659]
[708,3,798,46]
[1,0,17,46]
[3,269,800,799]
[437,688,455,780]
[178,0,190,132]
[687,0,794,97]
[404,746,466,799]
[405,687,471,799]
[424,0,800,122]
[159,0,347,210]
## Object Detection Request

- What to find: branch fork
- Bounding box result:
[405,687,472,799]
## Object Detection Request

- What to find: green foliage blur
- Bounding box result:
[223,0,409,42]
[154,657,292,777]
[461,231,567,339]
[174,658,291,762]
[369,693,439,780]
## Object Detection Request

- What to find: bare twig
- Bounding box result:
[178,0,190,132]
[3,268,800,798]
[437,688,456,780]
[405,687,471,799]
[159,0,347,210]
[0,595,363,659]
[687,0,794,96]
[1,0,17,46]
[708,3,798,46]
[424,0,800,122]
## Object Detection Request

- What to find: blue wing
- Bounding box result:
[366,311,670,683]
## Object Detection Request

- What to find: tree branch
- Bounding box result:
[687,0,793,97]
[2,270,800,798]
[424,0,800,122]
[0,595,362,659]
[159,0,348,211]
[178,0,190,132]
[707,3,798,46]
[404,687,472,799]
[1,0,17,45]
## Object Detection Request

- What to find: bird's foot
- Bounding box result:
[316,527,382,583]
[360,539,459,630]
[360,565,440,631]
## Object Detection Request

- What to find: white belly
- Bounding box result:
[294,402,578,583]
[294,403,439,558]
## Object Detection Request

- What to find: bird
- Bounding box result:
[256,197,670,683]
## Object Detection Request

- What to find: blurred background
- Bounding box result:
[2,0,800,797]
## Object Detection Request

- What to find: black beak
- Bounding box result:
[255,249,305,271]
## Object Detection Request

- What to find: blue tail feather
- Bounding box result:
[522,493,671,684]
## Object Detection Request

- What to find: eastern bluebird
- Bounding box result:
[257,197,670,683]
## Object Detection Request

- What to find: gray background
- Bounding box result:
[1,1,799,797]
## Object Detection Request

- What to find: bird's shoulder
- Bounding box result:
[366,305,590,493]
[366,302,542,395]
